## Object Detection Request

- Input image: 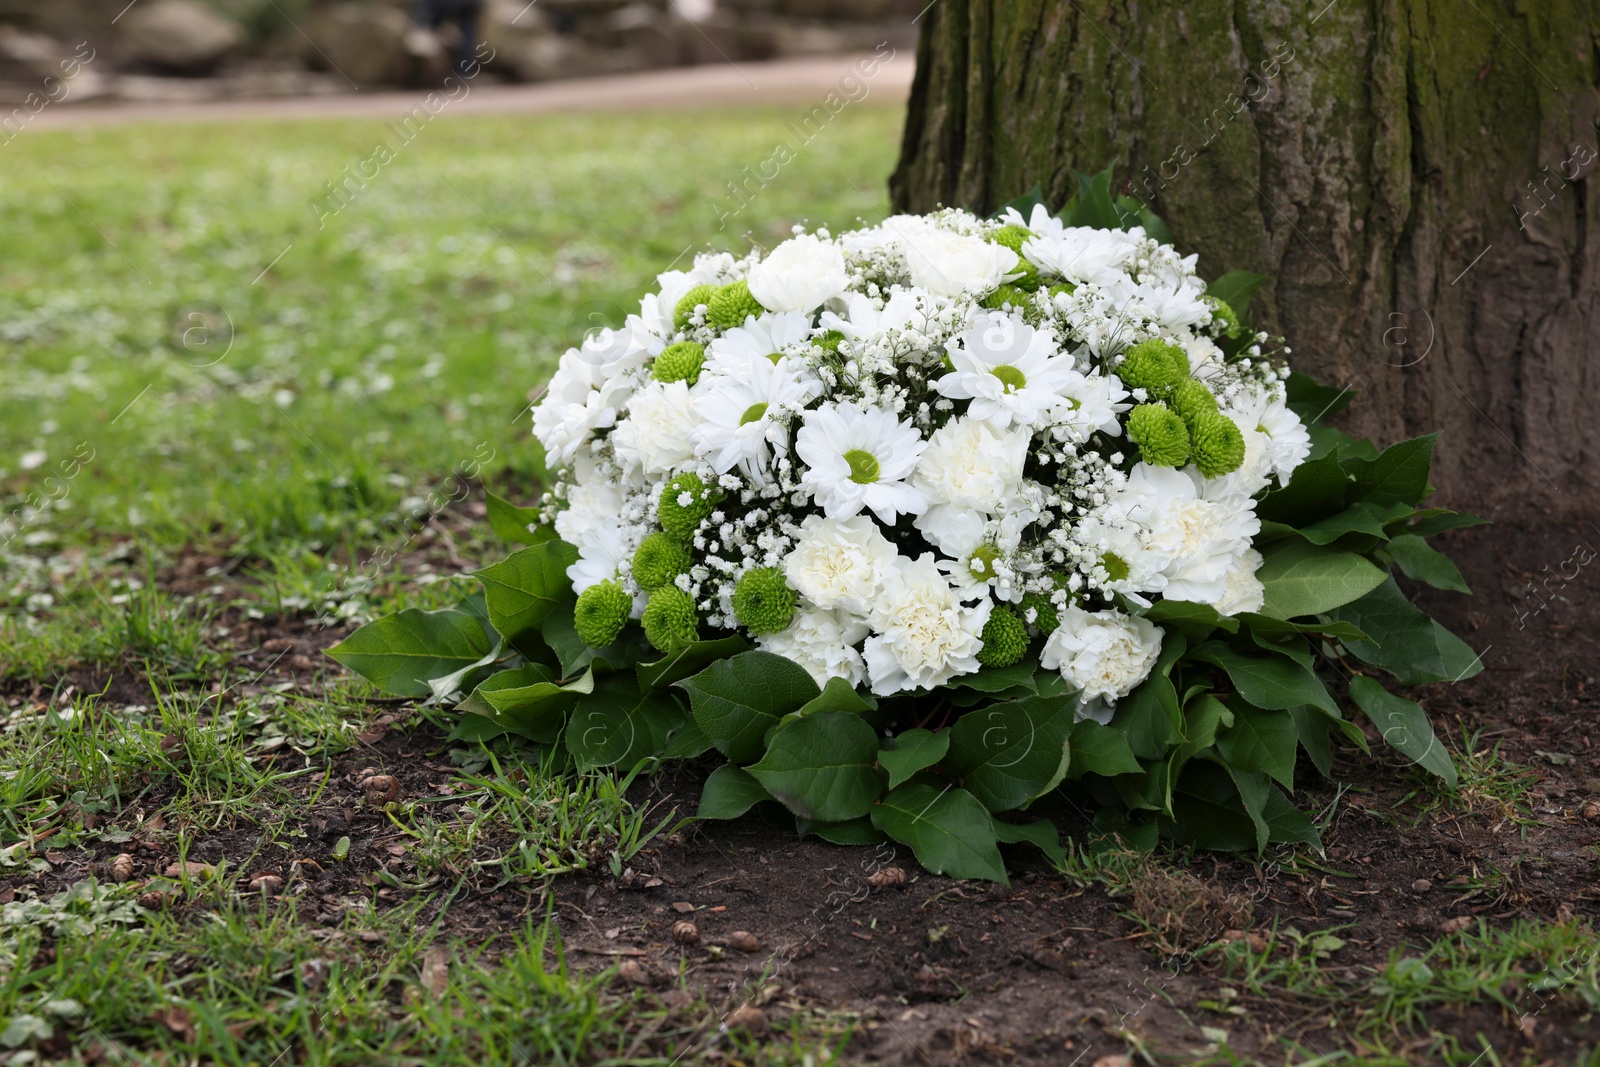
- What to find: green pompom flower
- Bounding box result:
[1190,411,1246,478]
[976,608,1028,668]
[981,284,1031,311]
[1127,403,1191,467]
[1168,377,1219,426]
[573,580,631,648]
[813,329,846,353]
[642,585,698,652]
[1204,294,1243,338]
[1117,339,1189,395]
[1019,591,1059,637]
[988,224,1041,290]
[731,567,797,634]
[632,532,691,591]
[657,472,723,541]
[673,283,717,331]
[705,280,765,330]
[653,341,706,385]
[1048,281,1077,300]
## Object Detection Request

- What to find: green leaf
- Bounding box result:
[1260,787,1321,847]
[1384,534,1471,593]
[1296,500,1412,545]
[677,651,820,764]
[1204,271,1266,326]
[637,635,749,692]
[878,728,950,789]
[1405,510,1489,538]
[1257,447,1350,527]
[1257,540,1388,619]
[662,718,712,759]
[992,817,1066,866]
[1284,371,1355,423]
[457,664,592,742]
[485,490,553,545]
[1067,721,1142,779]
[696,765,770,820]
[326,605,495,698]
[1143,599,1238,641]
[1349,434,1436,507]
[949,659,1039,695]
[997,181,1046,219]
[749,712,883,822]
[799,816,886,846]
[943,693,1076,813]
[1069,166,1127,230]
[1170,761,1260,852]
[474,541,579,643]
[423,637,505,703]
[1329,578,1485,685]
[870,782,1007,882]
[1192,642,1338,715]
[796,676,876,717]
[1240,613,1371,643]
[1215,703,1298,790]
[1288,704,1334,777]
[1111,631,1186,760]
[565,671,683,772]
[1348,675,1457,785]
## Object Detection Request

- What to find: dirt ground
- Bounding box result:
[8,511,1600,1065]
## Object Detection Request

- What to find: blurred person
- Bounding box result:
[416,0,485,77]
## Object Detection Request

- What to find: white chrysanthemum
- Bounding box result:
[819,290,934,343]
[863,553,992,695]
[912,415,1030,516]
[1000,203,1068,241]
[531,348,633,465]
[703,312,816,375]
[554,453,625,544]
[758,606,869,688]
[932,510,1035,602]
[1041,606,1163,702]
[783,514,898,615]
[746,233,849,313]
[567,522,630,594]
[693,352,822,478]
[1226,389,1311,485]
[936,312,1082,428]
[1070,511,1169,606]
[1050,372,1131,441]
[1111,464,1261,607]
[612,380,697,476]
[573,317,661,376]
[895,221,1019,299]
[1022,225,1143,287]
[796,402,929,523]
[1213,548,1266,616]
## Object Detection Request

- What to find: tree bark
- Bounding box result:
[891,0,1600,517]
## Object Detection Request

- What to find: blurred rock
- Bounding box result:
[303,2,431,88]
[120,0,245,74]
[0,26,62,81]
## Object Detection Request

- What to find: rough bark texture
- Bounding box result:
[891,0,1600,517]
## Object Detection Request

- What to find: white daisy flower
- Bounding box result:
[1050,371,1131,441]
[703,312,816,375]
[1022,225,1143,287]
[936,312,1081,428]
[933,509,1035,602]
[796,401,929,523]
[567,522,631,594]
[693,352,822,479]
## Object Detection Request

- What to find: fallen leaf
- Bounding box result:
[164,861,215,879]
[152,1006,195,1043]
[421,945,450,997]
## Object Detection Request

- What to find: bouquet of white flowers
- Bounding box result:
[332,173,1483,878]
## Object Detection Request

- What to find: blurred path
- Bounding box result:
[29,54,913,128]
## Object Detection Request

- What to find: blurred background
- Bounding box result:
[0,0,918,102]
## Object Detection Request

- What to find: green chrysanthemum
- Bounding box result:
[1048,281,1077,300]
[657,472,723,541]
[632,532,691,591]
[988,224,1042,290]
[1117,338,1190,395]
[573,580,631,649]
[673,283,717,331]
[1190,411,1247,478]
[976,608,1028,668]
[1020,591,1059,637]
[705,280,765,330]
[813,329,846,353]
[653,341,706,385]
[1168,377,1219,426]
[642,585,699,652]
[1204,294,1243,338]
[1127,403,1191,467]
[981,284,1031,311]
[731,567,797,635]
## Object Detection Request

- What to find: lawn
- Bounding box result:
[3,99,1600,1066]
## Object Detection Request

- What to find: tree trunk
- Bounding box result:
[891,0,1600,517]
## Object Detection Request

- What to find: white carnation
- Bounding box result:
[899,224,1019,299]
[1213,548,1266,616]
[783,514,897,615]
[612,380,697,476]
[746,233,849,313]
[758,606,869,688]
[1041,606,1163,702]
[863,553,991,695]
[911,415,1029,518]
